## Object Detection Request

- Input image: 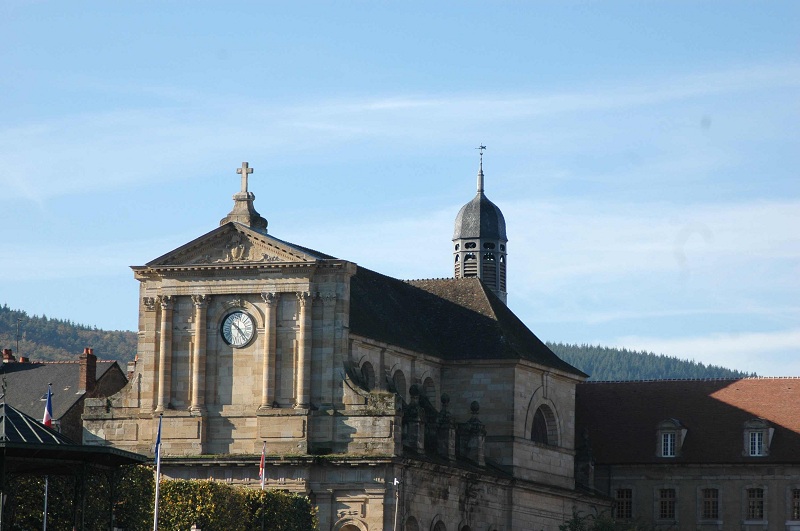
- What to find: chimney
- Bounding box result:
[79,347,97,394]
[2,349,15,363]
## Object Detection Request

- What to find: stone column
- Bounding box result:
[190,294,209,412]
[156,295,174,412]
[260,292,278,409]
[295,291,312,409]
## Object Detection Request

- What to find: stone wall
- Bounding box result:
[596,464,800,529]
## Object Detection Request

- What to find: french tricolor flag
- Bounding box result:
[42,384,53,427]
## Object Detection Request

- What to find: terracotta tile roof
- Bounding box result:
[349,267,585,376]
[576,378,800,464]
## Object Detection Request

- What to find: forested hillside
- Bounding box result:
[0,305,137,362]
[1,304,755,380]
[548,342,755,381]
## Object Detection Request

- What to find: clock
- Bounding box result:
[221,311,255,347]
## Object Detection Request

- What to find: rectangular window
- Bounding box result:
[659,488,676,519]
[615,488,632,519]
[747,488,764,519]
[701,488,719,519]
[792,489,800,520]
[662,432,676,457]
[750,431,764,456]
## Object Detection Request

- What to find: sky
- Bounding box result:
[1,2,798,376]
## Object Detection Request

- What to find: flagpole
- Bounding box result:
[259,441,266,491]
[259,441,266,531]
[42,476,48,531]
[42,384,53,531]
[153,414,163,531]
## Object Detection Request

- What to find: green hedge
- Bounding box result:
[3,466,317,531]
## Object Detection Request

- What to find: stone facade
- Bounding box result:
[83,163,610,530]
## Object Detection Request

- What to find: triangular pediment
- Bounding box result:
[145,224,322,267]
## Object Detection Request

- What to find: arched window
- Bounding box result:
[531,405,558,446]
[465,242,476,249]
[433,522,447,531]
[532,408,548,444]
[393,370,407,402]
[360,362,375,391]
[404,516,420,531]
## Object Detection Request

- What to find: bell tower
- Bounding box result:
[452,147,508,303]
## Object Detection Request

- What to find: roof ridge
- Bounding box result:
[404,277,464,283]
[583,376,800,384]
[6,359,117,365]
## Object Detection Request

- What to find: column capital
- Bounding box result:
[143,297,157,312]
[296,291,312,307]
[260,292,278,306]
[191,294,210,307]
[158,295,174,310]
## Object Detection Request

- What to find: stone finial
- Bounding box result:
[402,384,425,453]
[458,400,486,466]
[437,393,457,461]
[470,400,480,415]
[220,161,268,232]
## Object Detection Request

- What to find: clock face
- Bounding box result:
[221,311,255,348]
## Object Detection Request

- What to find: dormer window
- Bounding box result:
[656,419,687,458]
[662,432,676,457]
[750,431,763,456]
[744,419,773,457]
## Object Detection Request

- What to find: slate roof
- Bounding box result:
[453,192,507,241]
[0,360,120,420]
[576,378,800,464]
[349,267,585,376]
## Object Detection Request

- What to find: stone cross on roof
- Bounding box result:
[236,162,253,193]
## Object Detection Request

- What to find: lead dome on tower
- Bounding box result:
[452,192,507,241]
[452,150,508,304]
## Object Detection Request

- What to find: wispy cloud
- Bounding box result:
[1,62,797,202]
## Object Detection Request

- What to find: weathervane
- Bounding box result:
[476,144,486,164]
[475,144,487,193]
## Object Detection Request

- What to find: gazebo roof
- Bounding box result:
[0,402,146,474]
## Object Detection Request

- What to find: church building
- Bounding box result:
[83,158,610,530]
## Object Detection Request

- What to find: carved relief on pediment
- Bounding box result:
[162,230,305,266]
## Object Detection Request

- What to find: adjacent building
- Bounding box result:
[1,347,127,442]
[576,378,800,529]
